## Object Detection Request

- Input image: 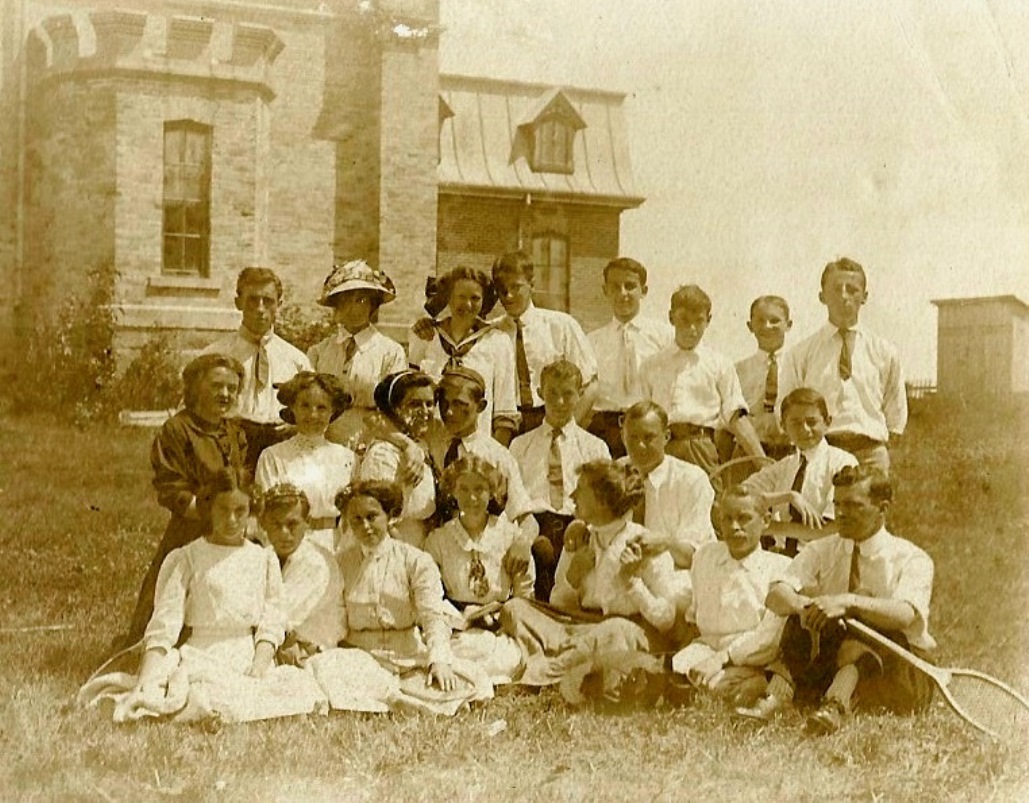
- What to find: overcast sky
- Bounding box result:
[439,0,1029,381]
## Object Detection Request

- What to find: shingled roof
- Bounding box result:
[438,74,644,209]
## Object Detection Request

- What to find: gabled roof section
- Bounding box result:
[518,87,586,131]
[438,74,644,209]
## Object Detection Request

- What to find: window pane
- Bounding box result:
[163,236,183,273]
[184,202,207,236]
[183,237,203,274]
[163,204,185,235]
[164,128,183,163]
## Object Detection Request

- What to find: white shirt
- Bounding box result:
[588,316,674,411]
[408,323,518,436]
[276,539,346,650]
[254,434,356,522]
[424,514,534,605]
[307,325,407,410]
[201,328,311,424]
[621,455,716,551]
[778,322,907,441]
[493,303,598,406]
[683,541,792,666]
[742,439,858,521]
[735,349,787,445]
[640,342,748,429]
[510,421,610,515]
[552,518,681,632]
[779,528,936,650]
[427,428,534,521]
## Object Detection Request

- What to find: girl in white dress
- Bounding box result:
[255,372,355,551]
[79,472,326,723]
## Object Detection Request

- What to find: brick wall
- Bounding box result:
[437,193,624,332]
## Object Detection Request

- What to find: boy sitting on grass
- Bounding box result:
[742,387,858,557]
[740,464,936,732]
[258,484,345,664]
[672,486,791,707]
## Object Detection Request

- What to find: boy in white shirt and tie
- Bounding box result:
[778,258,907,472]
[742,387,858,557]
[510,359,610,600]
[586,257,674,458]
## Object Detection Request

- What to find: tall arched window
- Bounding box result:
[162,120,211,275]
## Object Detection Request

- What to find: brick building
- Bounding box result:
[0,0,641,366]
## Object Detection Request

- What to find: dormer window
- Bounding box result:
[533,115,574,174]
[520,88,586,175]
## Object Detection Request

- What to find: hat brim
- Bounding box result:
[320,281,396,306]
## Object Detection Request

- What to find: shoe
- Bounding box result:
[806,698,847,735]
[735,693,783,722]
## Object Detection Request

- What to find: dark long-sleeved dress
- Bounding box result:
[124,410,247,644]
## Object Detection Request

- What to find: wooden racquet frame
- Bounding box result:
[845,617,1029,741]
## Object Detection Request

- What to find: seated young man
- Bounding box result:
[741,464,936,732]
[742,387,858,556]
[672,487,791,707]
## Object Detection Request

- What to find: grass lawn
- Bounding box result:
[1,398,1027,801]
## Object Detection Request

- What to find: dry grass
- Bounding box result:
[0,399,1027,802]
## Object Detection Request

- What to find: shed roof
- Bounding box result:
[931,295,1029,316]
[438,74,644,209]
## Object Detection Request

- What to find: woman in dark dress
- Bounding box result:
[122,353,248,645]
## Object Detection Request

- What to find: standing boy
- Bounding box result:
[733,295,794,461]
[202,267,311,472]
[510,359,610,600]
[640,285,765,487]
[490,251,598,434]
[586,257,674,458]
[747,464,936,732]
[672,486,792,707]
[778,258,906,472]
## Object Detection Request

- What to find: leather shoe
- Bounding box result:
[735,693,784,722]
[806,698,847,734]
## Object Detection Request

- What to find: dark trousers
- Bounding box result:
[531,511,575,602]
[586,410,627,459]
[237,419,292,479]
[780,616,934,714]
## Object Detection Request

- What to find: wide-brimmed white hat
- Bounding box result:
[319,260,397,306]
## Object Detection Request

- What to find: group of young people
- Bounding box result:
[79,253,934,736]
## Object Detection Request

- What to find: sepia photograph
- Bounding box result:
[0,0,1026,799]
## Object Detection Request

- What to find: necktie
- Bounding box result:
[444,437,462,468]
[763,351,778,412]
[848,542,861,592]
[514,318,534,407]
[439,323,489,367]
[548,428,565,511]
[468,551,490,599]
[254,342,270,391]
[838,329,853,381]
[621,324,638,397]
[342,335,358,369]
[788,453,808,523]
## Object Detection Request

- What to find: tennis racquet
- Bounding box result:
[845,618,1029,743]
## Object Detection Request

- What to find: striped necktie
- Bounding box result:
[514,318,534,407]
[548,428,565,511]
[838,329,853,380]
[764,351,778,412]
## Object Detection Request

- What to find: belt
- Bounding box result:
[826,432,885,451]
[309,516,338,530]
[668,422,715,440]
